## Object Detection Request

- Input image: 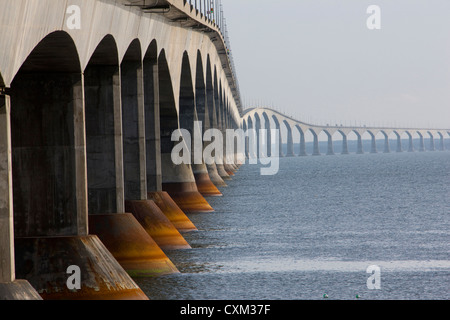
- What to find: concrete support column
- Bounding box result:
[428,133,435,151]
[244,133,250,159]
[407,133,414,152]
[299,132,307,156]
[121,61,147,201]
[326,132,334,155]
[356,133,364,154]
[144,59,162,192]
[312,131,320,156]
[396,133,403,153]
[341,134,349,155]
[286,124,295,157]
[274,122,284,157]
[0,94,14,283]
[438,133,445,151]
[370,133,377,154]
[0,95,44,299]
[383,134,390,153]
[418,133,425,152]
[247,122,258,159]
[85,66,124,215]
[11,73,88,237]
[265,119,271,158]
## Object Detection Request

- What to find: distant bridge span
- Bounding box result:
[243,108,450,157]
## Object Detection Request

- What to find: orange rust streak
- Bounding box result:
[88,214,179,276]
[147,191,198,232]
[125,200,191,250]
[163,182,214,213]
[195,172,223,197]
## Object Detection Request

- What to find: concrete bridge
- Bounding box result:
[0,0,242,300]
[243,108,450,157]
[1,0,449,301]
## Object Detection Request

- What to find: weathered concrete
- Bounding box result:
[88,214,179,277]
[85,64,124,214]
[0,280,43,300]
[125,200,191,250]
[0,95,41,299]
[14,235,149,299]
[0,95,14,283]
[161,154,214,213]
[147,191,197,232]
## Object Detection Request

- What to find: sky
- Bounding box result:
[222,0,450,129]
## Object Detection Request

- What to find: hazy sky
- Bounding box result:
[223,0,450,129]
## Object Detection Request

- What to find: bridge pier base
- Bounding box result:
[206,163,228,187]
[224,163,236,176]
[0,280,42,300]
[193,163,223,197]
[216,163,232,180]
[14,235,149,300]
[88,213,179,277]
[162,155,214,213]
[125,200,191,250]
[147,191,197,232]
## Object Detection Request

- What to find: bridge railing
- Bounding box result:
[123,0,241,112]
[187,0,241,107]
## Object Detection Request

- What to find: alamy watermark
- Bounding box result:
[171,121,280,176]
[366,265,381,290]
[367,5,381,30]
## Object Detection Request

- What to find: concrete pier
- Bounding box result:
[147,191,198,232]
[125,200,191,250]
[0,94,42,300]
[14,235,149,300]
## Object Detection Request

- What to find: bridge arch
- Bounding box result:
[120,38,147,201]
[10,30,85,238]
[84,34,122,215]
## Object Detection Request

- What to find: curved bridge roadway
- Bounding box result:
[243,107,450,157]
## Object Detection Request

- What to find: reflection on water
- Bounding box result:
[135,152,450,300]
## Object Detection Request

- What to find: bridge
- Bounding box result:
[0,0,449,301]
[243,108,450,157]
[0,0,242,300]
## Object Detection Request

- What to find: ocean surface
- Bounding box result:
[135,151,450,300]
